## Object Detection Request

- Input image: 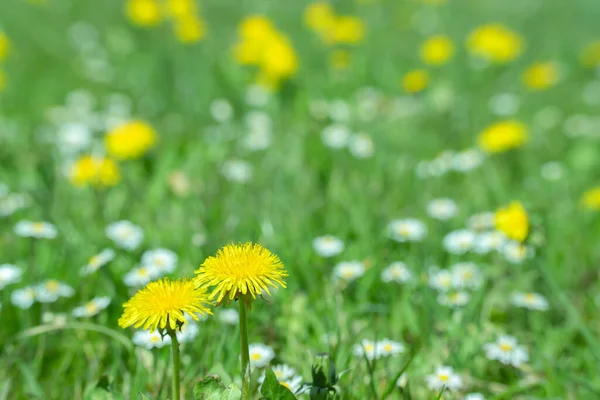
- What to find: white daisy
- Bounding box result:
[467,212,496,231]
[381,262,412,283]
[484,335,529,367]
[210,98,233,123]
[428,269,454,292]
[395,373,408,388]
[35,280,75,303]
[376,339,405,357]
[510,292,549,311]
[452,149,484,172]
[222,160,253,183]
[0,264,23,290]
[353,339,381,361]
[540,161,564,181]
[248,343,275,368]
[501,241,532,264]
[321,123,350,149]
[0,193,28,217]
[218,309,239,325]
[328,99,351,122]
[348,133,375,158]
[56,123,92,154]
[258,364,297,384]
[14,220,58,239]
[176,322,199,343]
[473,231,506,254]
[438,291,470,308]
[387,218,428,242]
[333,261,365,283]
[451,262,483,289]
[80,248,115,275]
[106,220,143,251]
[123,265,160,287]
[312,235,344,257]
[464,393,486,400]
[426,198,458,220]
[11,286,36,309]
[133,330,171,349]
[280,375,304,394]
[425,366,463,392]
[72,296,111,318]
[141,248,178,274]
[443,229,476,254]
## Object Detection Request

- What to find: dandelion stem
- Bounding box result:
[239,299,251,399]
[168,330,181,400]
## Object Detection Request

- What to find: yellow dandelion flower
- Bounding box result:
[332,16,365,45]
[420,35,454,65]
[0,32,10,62]
[105,120,157,160]
[467,23,523,64]
[495,202,529,242]
[165,0,198,19]
[118,278,212,333]
[238,15,276,42]
[194,242,288,304]
[304,2,336,34]
[126,0,162,26]
[522,62,559,91]
[401,69,430,93]
[582,186,600,210]
[259,33,299,81]
[173,15,206,43]
[477,120,527,153]
[69,155,121,187]
[580,40,600,68]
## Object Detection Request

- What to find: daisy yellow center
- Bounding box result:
[32,222,45,233]
[275,371,284,378]
[500,343,513,352]
[342,269,355,278]
[449,293,460,301]
[462,271,473,279]
[383,344,392,352]
[194,242,288,304]
[439,374,449,382]
[364,344,374,351]
[155,258,164,266]
[391,269,401,277]
[89,255,100,265]
[150,335,160,343]
[280,382,291,390]
[46,281,59,292]
[251,353,262,361]
[138,268,148,276]
[524,293,536,302]
[397,226,410,236]
[118,278,212,333]
[85,303,99,314]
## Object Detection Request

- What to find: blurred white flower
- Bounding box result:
[328,99,351,122]
[489,93,520,116]
[502,240,533,264]
[219,309,239,325]
[484,335,529,367]
[473,231,506,254]
[452,149,484,172]
[348,133,374,158]
[425,366,462,392]
[177,322,199,343]
[381,262,412,283]
[333,261,365,283]
[0,193,28,217]
[388,219,428,242]
[210,98,233,123]
[451,262,483,289]
[353,339,381,361]
[222,160,253,183]
[14,220,58,239]
[35,280,75,303]
[427,198,458,220]
[72,296,111,317]
[395,373,408,388]
[443,230,476,254]
[192,232,207,247]
[467,212,496,231]
[57,123,92,153]
[438,291,470,308]
[309,99,330,121]
[533,106,562,130]
[258,364,297,384]
[540,161,564,181]
[133,330,171,349]
[124,265,160,287]
[0,264,23,290]
[464,393,486,400]
[428,269,454,292]
[81,248,115,275]
[312,235,344,257]
[249,343,275,368]
[11,287,36,309]
[321,123,350,149]
[376,339,405,357]
[141,248,178,274]
[245,85,270,107]
[510,292,549,311]
[106,220,143,251]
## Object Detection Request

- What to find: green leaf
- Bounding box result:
[193,375,241,400]
[435,387,445,400]
[260,368,297,400]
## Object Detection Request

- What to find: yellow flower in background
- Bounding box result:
[194,243,288,305]
[332,16,365,45]
[69,156,121,187]
[239,15,275,42]
[580,40,600,68]
[420,35,454,65]
[522,62,559,91]
[402,69,430,93]
[0,32,9,62]
[467,24,523,63]
[260,33,299,81]
[105,120,157,160]
[126,0,162,26]
[477,120,527,153]
[173,15,205,43]
[118,278,212,333]
[495,202,529,242]
[304,2,335,33]
[329,49,351,70]
[165,0,198,19]
[581,186,600,210]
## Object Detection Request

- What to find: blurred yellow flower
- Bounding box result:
[581,186,600,210]
[477,120,527,153]
[165,0,198,19]
[304,2,335,33]
[580,40,600,68]
[0,32,9,62]
[495,202,529,242]
[173,15,205,43]
[420,35,455,65]
[401,69,430,93]
[239,15,275,42]
[329,49,351,70]
[522,62,559,91]
[105,120,157,160]
[260,33,298,80]
[332,16,365,45]
[126,0,162,26]
[467,24,523,63]
[70,156,121,187]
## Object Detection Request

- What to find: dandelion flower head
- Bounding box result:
[495,201,529,242]
[105,120,157,160]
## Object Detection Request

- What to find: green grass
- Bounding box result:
[1,0,600,399]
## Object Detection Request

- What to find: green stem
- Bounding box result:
[168,330,181,400]
[238,299,251,399]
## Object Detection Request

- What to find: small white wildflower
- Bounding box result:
[388,219,428,242]
[489,93,520,116]
[353,339,381,361]
[333,261,365,283]
[428,269,454,292]
[348,133,375,158]
[177,322,199,343]
[328,99,351,122]
[0,193,28,217]
[467,212,496,231]
[321,123,350,149]
[14,220,58,239]
[395,373,408,388]
[222,160,253,183]
[540,161,564,181]
[218,309,239,325]
[473,231,506,254]
[376,339,405,357]
[312,235,344,257]
[106,220,144,251]
[11,287,36,309]
[464,393,486,400]
[443,229,476,254]
[502,240,533,264]
[425,366,463,392]
[210,98,233,123]
[35,280,75,303]
[451,262,483,289]
[123,265,160,287]
[438,291,470,308]
[245,85,271,107]
[141,248,178,274]
[484,335,529,367]
[381,262,412,283]
[81,248,115,275]
[452,149,484,172]
[426,198,458,220]
[57,123,92,154]
[258,364,297,384]
[248,343,275,368]
[133,330,171,349]
[72,296,111,318]
[0,264,23,290]
[510,292,549,311]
